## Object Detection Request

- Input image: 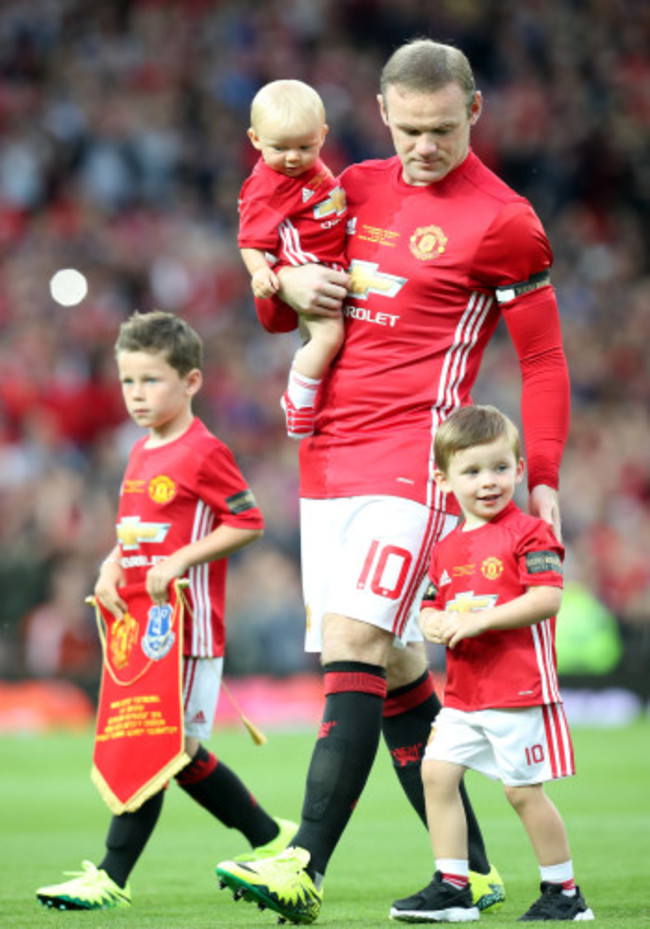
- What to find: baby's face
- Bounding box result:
[248,117,327,177]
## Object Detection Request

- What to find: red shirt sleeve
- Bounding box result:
[503,287,570,491]
[473,201,569,491]
[515,519,565,588]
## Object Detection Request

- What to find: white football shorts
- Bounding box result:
[182,656,223,739]
[424,704,575,786]
[300,495,457,653]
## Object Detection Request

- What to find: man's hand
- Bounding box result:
[529,484,562,541]
[277,264,349,316]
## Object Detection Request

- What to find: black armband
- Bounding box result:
[495,270,551,304]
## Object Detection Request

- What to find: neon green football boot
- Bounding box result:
[217,846,322,924]
[469,863,505,914]
[233,816,298,862]
[36,860,132,910]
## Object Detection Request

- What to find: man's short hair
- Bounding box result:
[380,38,476,112]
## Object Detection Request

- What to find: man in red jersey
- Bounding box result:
[217,39,568,925]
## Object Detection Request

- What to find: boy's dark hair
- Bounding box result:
[435,404,520,473]
[380,38,476,113]
[115,311,202,375]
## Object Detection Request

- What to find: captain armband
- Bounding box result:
[495,270,551,304]
[421,580,438,606]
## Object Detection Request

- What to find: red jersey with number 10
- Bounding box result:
[423,501,564,710]
[115,418,264,658]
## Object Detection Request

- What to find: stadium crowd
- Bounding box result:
[0,0,648,697]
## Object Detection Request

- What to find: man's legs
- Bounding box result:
[216,616,393,921]
[382,643,490,874]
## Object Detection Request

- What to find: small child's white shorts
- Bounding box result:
[424,704,575,785]
[182,656,223,740]
[300,495,457,652]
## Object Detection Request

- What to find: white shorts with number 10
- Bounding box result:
[300,495,458,653]
[424,705,576,786]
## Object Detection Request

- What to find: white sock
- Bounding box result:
[287,368,321,409]
[540,861,576,896]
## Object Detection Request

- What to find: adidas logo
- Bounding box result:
[190,710,207,726]
[439,569,452,586]
[302,188,315,202]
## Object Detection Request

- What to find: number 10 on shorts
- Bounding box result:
[357,539,413,600]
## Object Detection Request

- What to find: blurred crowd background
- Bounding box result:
[0,0,648,705]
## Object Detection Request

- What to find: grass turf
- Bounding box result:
[1,719,648,927]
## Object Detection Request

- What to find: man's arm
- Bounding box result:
[502,285,570,539]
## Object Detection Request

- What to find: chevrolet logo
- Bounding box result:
[348,259,407,300]
[117,516,171,550]
[313,186,346,219]
[447,591,498,613]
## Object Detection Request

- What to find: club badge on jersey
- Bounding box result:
[89,580,190,814]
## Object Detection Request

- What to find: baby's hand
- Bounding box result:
[252,267,280,298]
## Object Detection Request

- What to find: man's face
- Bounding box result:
[378,83,481,186]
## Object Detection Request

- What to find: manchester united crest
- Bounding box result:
[148,475,176,504]
[481,556,504,580]
[109,611,139,670]
[409,225,448,260]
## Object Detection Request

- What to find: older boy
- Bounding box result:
[36,311,295,910]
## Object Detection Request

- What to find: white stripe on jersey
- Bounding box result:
[279,218,320,266]
[437,291,493,413]
[188,500,215,655]
[427,292,494,507]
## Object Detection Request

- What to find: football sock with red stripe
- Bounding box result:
[540,861,577,896]
[437,858,470,889]
[99,790,164,888]
[291,661,387,876]
[382,670,490,874]
[287,368,320,408]
[175,744,278,847]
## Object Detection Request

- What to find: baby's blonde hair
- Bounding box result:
[250,79,326,135]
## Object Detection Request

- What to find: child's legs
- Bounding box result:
[293,314,344,380]
[504,783,571,867]
[423,758,467,859]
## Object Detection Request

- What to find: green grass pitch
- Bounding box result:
[1,720,648,927]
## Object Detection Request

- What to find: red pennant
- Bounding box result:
[90,580,190,813]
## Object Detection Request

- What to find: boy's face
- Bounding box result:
[117,350,201,442]
[435,435,524,527]
[248,118,327,177]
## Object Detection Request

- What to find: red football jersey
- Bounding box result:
[238,157,346,269]
[423,501,564,710]
[294,151,566,506]
[115,418,264,658]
